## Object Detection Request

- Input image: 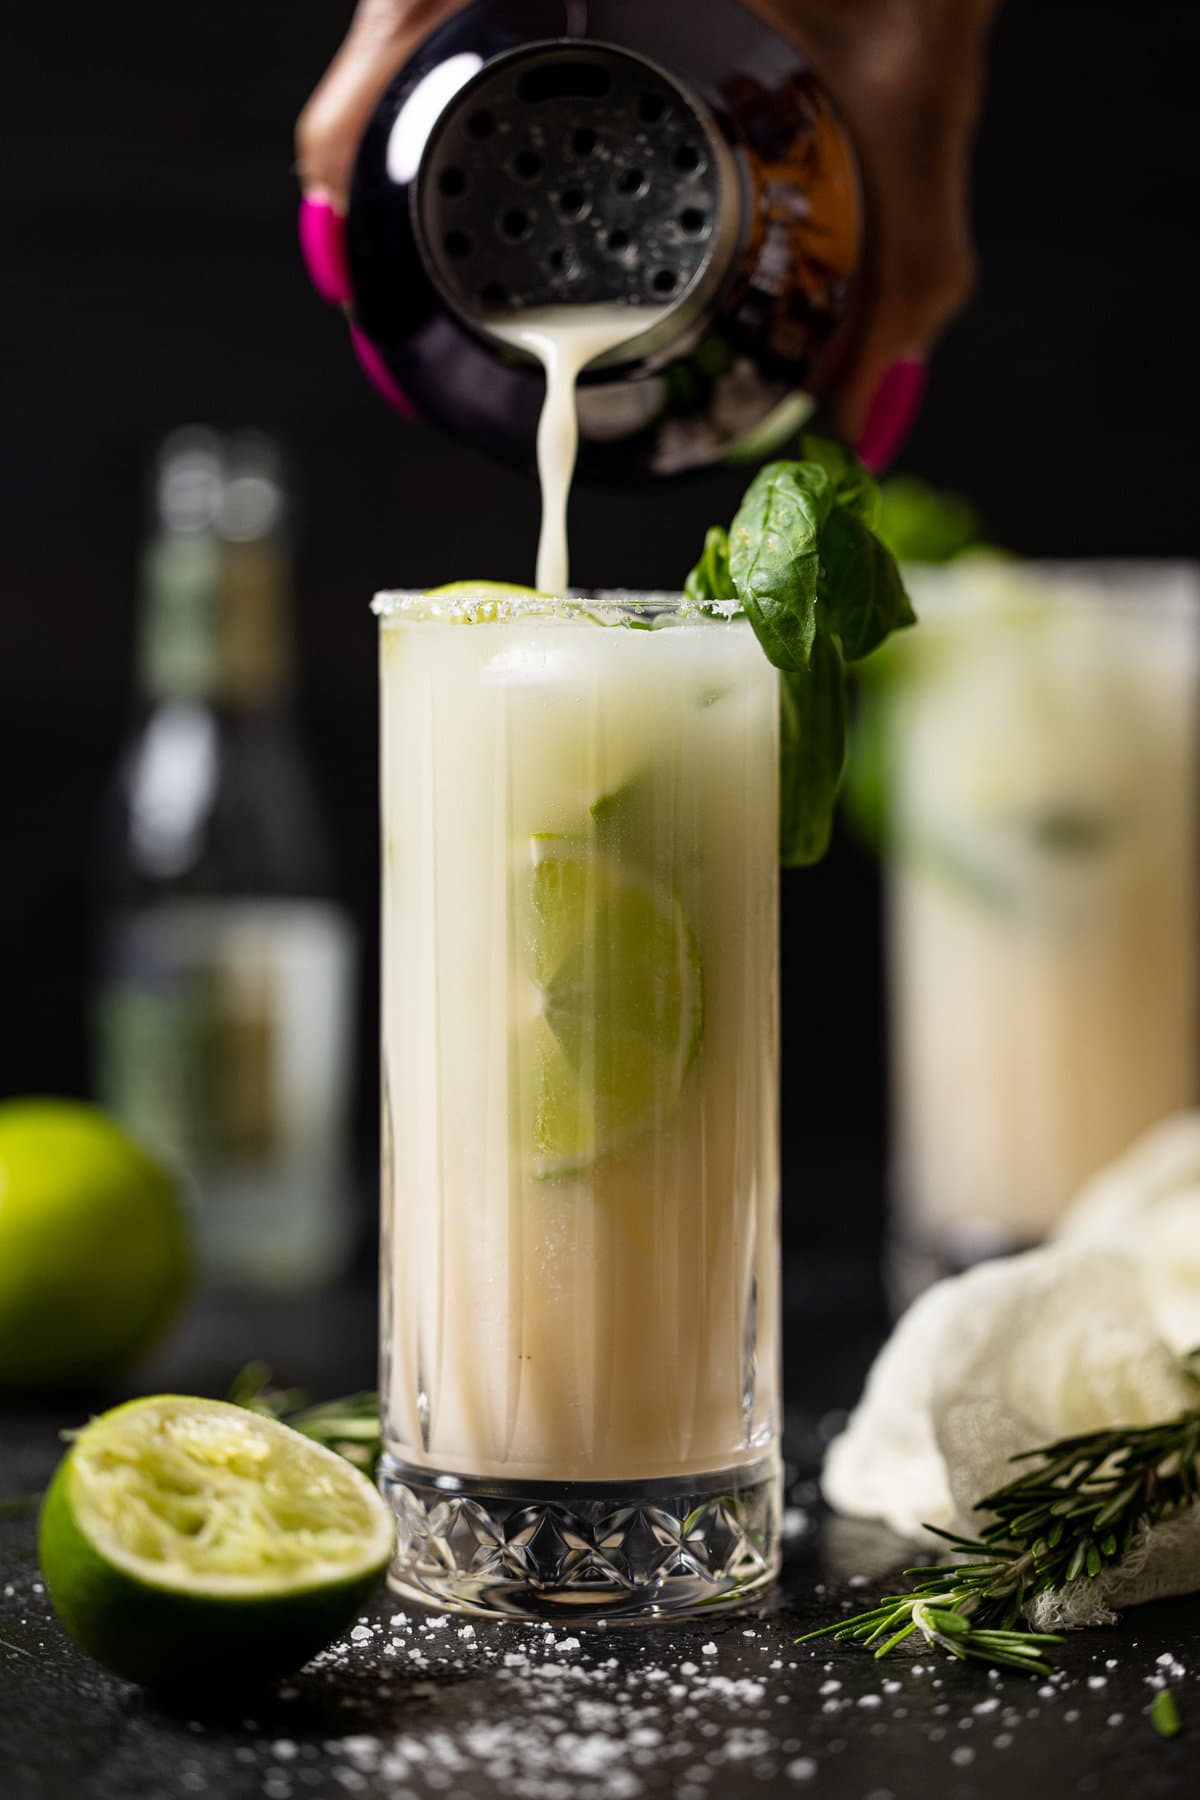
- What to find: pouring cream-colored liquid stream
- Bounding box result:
[488,305,669,594]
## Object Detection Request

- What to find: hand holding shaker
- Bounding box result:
[304,0,865,478]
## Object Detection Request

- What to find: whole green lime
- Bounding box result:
[0,1100,189,1390]
[39,1395,394,1691]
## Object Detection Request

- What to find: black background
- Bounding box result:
[2,0,1198,1258]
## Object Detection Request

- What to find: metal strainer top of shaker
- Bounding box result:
[415,43,738,336]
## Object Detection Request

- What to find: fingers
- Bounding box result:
[746,0,997,457]
[833,5,990,452]
[296,0,470,208]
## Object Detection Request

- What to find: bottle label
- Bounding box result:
[94,899,357,1284]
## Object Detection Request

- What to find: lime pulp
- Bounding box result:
[39,1395,394,1690]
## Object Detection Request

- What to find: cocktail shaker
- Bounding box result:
[306,0,864,478]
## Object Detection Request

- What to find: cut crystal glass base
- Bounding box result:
[379,1453,782,1621]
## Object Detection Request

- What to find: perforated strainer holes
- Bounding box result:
[499,208,533,242]
[417,41,726,315]
[545,245,582,282]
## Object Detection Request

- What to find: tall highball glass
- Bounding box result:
[375,590,781,1619]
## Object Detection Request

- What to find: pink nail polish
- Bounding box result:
[856,359,926,473]
[298,197,352,306]
[350,326,418,419]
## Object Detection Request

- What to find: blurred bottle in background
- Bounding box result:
[93,428,357,1291]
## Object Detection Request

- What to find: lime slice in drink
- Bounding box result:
[39,1395,394,1692]
[524,836,704,1179]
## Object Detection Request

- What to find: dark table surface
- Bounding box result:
[2,1257,1196,1800]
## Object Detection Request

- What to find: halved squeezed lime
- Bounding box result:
[524,836,704,1179]
[39,1395,393,1691]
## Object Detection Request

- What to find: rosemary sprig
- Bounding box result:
[801,1401,1200,1676]
[229,1364,383,1473]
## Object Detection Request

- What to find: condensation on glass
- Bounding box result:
[375,591,781,1618]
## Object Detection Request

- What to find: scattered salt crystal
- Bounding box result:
[1107,1713,1125,1727]
[349,1625,372,1643]
[271,1742,298,1761]
[950,1746,975,1767]
[994,1733,1014,1749]
[680,1662,699,1676]
[784,1757,817,1781]
[701,1642,718,1656]
[819,1680,841,1695]
[857,1694,881,1709]
[973,1698,999,1714]
[1088,1676,1107,1689]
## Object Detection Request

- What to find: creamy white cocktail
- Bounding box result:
[376,589,780,1614]
[884,560,1200,1279]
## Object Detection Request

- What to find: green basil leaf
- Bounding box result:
[779,634,847,866]
[728,461,836,671]
[798,434,881,527]
[821,502,917,662]
[683,526,735,602]
[688,443,914,869]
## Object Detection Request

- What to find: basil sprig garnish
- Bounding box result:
[686,437,914,865]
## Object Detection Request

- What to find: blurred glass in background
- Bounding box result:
[865,557,1200,1298]
[92,430,358,1292]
